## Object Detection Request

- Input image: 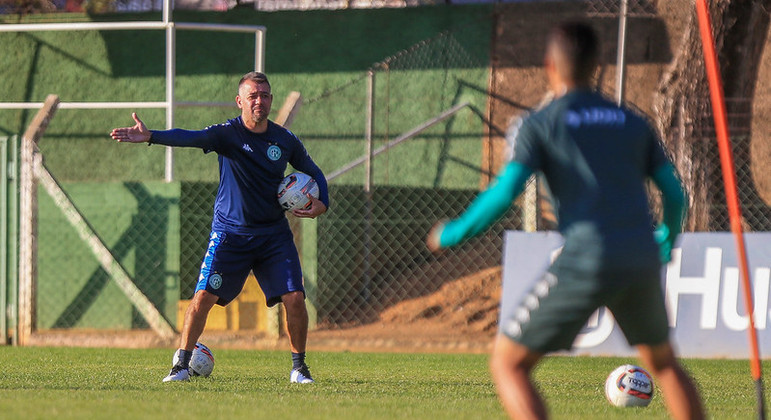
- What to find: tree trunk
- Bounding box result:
[653,0,771,231]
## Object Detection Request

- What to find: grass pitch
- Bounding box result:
[0,346,767,419]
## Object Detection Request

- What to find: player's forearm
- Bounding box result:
[293,159,330,208]
[439,161,532,248]
[653,164,687,236]
[314,173,330,208]
[149,129,214,149]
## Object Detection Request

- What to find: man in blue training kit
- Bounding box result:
[111,71,328,384]
[427,22,704,420]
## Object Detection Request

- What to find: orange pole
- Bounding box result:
[695,1,765,418]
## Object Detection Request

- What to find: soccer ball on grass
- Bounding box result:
[277,172,319,211]
[172,342,215,377]
[604,364,654,407]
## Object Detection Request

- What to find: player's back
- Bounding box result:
[515,89,666,271]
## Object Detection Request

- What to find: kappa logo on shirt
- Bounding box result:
[242,144,254,153]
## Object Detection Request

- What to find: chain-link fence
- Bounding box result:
[665,94,771,233]
[15,0,665,16]
[585,0,657,17]
[18,2,771,340]
[36,181,180,331]
[26,14,521,334]
[274,19,525,326]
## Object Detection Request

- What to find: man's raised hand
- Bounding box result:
[110,112,151,143]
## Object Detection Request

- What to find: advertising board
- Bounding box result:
[501,232,771,358]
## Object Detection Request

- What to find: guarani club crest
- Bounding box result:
[208,273,223,289]
[267,145,281,161]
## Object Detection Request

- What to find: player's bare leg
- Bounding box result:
[180,290,219,350]
[637,342,705,420]
[282,291,308,353]
[489,335,547,420]
[282,291,313,383]
[163,290,218,382]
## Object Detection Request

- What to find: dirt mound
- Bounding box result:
[307,266,502,353]
[379,266,501,334]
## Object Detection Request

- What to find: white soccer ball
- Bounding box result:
[172,342,215,377]
[604,364,654,407]
[277,172,319,211]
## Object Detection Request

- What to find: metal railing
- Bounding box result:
[0,1,265,182]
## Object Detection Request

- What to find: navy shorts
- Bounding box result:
[194,229,304,307]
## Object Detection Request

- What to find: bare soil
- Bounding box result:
[306,266,501,354]
[25,267,502,354]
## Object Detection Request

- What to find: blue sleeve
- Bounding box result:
[149,128,217,151]
[439,161,533,248]
[288,136,330,208]
[511,117,543,172]
[651,163,687,262]
[645,125,670,175]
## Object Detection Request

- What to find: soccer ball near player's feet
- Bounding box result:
[604,364,654,407]
[172,342,215,377]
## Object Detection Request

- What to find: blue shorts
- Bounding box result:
[194,229,304,307]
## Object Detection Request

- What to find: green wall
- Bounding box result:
[0,6,494,187]
[5,6,496,329]
[36,182,180,329]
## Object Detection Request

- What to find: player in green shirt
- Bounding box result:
[427,22,704,420]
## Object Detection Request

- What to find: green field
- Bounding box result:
[0,346,767,419]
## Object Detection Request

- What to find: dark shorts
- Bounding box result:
[194,229,304,307]
[501,265,669,353]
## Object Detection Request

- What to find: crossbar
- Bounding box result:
[0,101,242,110]
[0,102,169,110]
[0,21,167,32]
[0,21,265,33]
[0,15,265,182]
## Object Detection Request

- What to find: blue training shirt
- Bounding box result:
[149,117,329,235]
[440,89,684,271]
[511,89,669,271]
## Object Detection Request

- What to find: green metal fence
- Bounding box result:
[36,181,180,331]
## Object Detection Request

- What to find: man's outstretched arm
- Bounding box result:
[427,161,533,251]
[111,112,213,149]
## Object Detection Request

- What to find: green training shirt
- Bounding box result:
[512,89,669,271]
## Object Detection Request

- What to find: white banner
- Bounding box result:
[500,232,771,358]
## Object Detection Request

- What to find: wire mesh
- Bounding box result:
[25,4,771,337]
[289,20,524,327]
[311,187,522,326]
[34,0,667,14]
[585,0,657,17]
[670,94,771,233]
[36,181,181,330]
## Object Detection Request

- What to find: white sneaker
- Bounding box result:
[290,365,315,384]
[163,365,190,382]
